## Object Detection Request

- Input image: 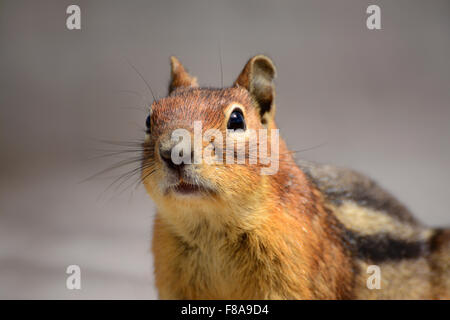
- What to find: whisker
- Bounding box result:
[81,156,145,183]
[85,149,149,161]
[280,142,328,155]
[89,138,146,147]
[140,168,157,186]
[126,58,157,102]
[97,160,155,200]
[97,167,142,201]
[114,163,157,197]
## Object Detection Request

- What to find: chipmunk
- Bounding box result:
[141,55,449,299]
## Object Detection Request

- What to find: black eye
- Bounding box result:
[145,115,151,132]
[227,109,246,130]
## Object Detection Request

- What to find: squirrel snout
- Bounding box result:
[159,145,181,170]
[158,136,193,170]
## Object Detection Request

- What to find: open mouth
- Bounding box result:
[172,181,211,195]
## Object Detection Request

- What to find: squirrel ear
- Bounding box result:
[234,55,276,124]
[169,56,198,94]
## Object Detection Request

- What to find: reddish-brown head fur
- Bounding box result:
[141,55,283,223]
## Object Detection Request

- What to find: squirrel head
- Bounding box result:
[142,55,282,223]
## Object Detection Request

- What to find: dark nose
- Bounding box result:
[159,143,193,170]
[159,146,180,170]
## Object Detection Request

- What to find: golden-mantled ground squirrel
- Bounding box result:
[141,55,449,299]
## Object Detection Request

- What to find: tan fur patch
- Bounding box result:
[354,259,432,299]
[332,201,432,242]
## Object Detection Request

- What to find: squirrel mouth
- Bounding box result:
[171,181,211,195]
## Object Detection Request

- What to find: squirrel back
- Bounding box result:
[299,159,450,299]
[142,55,449,299]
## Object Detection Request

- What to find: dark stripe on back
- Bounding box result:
[298,160,419,225]
[344,230,427,263]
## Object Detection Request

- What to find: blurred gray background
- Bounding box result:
[0,0,449,299]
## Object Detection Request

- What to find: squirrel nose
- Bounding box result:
[159,145,181,170]
[159,147,172,163]
[159,143,194,170]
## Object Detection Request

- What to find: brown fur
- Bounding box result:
[429,230,450,299]
[142,55,449,299]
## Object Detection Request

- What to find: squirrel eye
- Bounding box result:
[227,109,246,130]
[145,115,151,132]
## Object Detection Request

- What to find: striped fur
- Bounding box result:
[299,159,449,299]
